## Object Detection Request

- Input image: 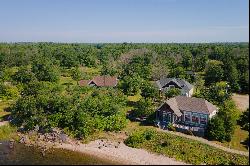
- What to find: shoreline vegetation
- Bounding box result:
[0,124,248,165]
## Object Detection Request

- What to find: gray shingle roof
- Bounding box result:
[173,96,217,114]
[156,77,193,92]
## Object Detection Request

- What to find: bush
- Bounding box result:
[143,129,157,140]
[124,131,145,148]
[167,123,176,131]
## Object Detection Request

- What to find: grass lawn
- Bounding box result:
[59,76,77,85]
[127,92,142,102]
[212,125,249,152]
[79,66,101,77]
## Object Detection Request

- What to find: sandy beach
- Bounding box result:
[56,139,187,165]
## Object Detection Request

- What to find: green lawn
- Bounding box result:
[79,66,101,77]
[59,76,77,85]
[127,93,142,102]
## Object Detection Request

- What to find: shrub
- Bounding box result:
[124,131,145,148]
[143,129,156,140]
[167,123,176,131]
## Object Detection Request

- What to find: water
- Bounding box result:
[0,141,121,165]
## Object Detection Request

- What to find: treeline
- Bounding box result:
[0,42,248,93]
[0,42,249,141]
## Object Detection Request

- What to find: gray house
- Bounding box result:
[156,77,194,97]
[155,96,218,135]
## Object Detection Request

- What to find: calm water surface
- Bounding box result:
[0,141,121,165]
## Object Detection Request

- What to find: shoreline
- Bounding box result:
[55,139,187,165]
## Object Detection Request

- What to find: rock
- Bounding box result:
[115,145,118,148]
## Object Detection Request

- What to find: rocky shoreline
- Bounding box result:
[5,128,187,165]
[16,128,73,156]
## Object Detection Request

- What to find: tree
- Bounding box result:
[12,66,36,84]
[182,51,193,69]
[207,100,239,142]
[205,60,224,85]
[194,54,208,72]
[169,66,186,79]
[32,58,60,82]
[223,56,240,92]
[120,74,144,95]
[0,83,19,100]
[71,67,82,80]
[239,108,249,131]
[141,81,159,99]
[134,98,155,117]
[164,88,181,99]
[206,116,227,142]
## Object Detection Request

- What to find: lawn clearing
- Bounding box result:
[127,93,142,102]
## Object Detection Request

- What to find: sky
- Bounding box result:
[0,0,249,43]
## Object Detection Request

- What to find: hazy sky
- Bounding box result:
[0,0,249,43]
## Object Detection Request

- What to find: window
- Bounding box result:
[184,112,191,122]
[169,85,175,89]
[192,114,199,123]
[200,114,207,125]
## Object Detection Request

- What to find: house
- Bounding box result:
[156,77,194,97]
[78,76,118,87]
[155,96,218,136]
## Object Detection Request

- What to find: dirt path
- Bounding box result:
[232,93,249,112]
[157,128,249,157]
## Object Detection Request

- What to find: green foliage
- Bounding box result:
[205,60,224,85]
[207,100,239,142]
[124,129,156,147]
[164,88,181,98]
[134,98,155,117]
[181,51,193,69]
[239,108,249,131]
[195,81,231,105]
[0,124,18,140]
[206,116,227,142]
[32,57,60,82]
[169,66,186,79]
[120,74,144,95]
[12,66,36,84]
[125,129,249,165]
[0,83,19,100]
[167,123,176,131]
[70,67,82,80]
[140,81,159,99]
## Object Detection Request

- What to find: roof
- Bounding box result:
[156,77,193,92]
[78,76,118,87]
[162,96,217,116]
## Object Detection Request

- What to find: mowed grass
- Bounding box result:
[212,125,249,152]
[125,127,249,165]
